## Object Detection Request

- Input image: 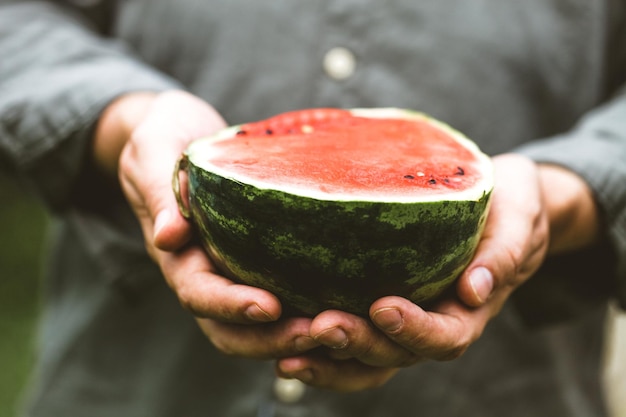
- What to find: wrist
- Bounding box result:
[93,92,159,176]
[538,163,600,254]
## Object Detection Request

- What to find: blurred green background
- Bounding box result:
[0,173,47,417]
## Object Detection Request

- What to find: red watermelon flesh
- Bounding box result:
[200,108,488,202]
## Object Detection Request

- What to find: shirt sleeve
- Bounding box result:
[513,87,626,323]
[0,1,182,211]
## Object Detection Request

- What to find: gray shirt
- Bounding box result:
[1,1,625,416]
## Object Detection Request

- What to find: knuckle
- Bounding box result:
[403,330,434,352]
[176,289,195,313]
[398,352,422,367]
[498,243,523,286]
[176,282,202,316]
[210,336,239,357]
[352,339,377,358]
[438,344,469,361]
[176,276,237,321]
[435,319,476,362]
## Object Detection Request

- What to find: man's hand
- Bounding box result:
[277,153,600,392]
[94,90,319,358]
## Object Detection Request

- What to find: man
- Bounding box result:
[1,1,625,415]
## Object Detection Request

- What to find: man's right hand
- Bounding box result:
[94,90,320,358]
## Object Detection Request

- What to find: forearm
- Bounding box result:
[538,164,600,255]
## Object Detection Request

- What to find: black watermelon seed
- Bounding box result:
[428,178,437,184]
[404,175,415,179]
[236,130,247,136]
[455,166,465,176]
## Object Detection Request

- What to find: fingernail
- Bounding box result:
[154,209,170,240]
[469,267,494,304]
[294,336,319,352]
[245,304,274,322]
[372,308,403,332]
[314,327,348,349]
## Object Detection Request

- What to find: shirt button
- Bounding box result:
[323,47,357,80]
[273,378,306,403]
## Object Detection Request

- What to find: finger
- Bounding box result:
[119,91,227,252]
[156,245,282,323]
[118,128,193,253]
[197,317,319,359]
[153,205,192,251]
[119,148,192,257]
[456,154,549,308]
[370,296,490,361]
[309,310,418,367]
[275,355,399,392]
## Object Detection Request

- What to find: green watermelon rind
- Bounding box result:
[182,108,493,316]
[186,167,491,316]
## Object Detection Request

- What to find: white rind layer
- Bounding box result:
[186,108,494,203]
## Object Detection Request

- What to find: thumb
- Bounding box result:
[153,154,194,251]
[119,139,193,253]
[458,266,494,308]
[455,154,548,309]
[137,143,193,252]
[119,90,227,253]
[153,204,193,251]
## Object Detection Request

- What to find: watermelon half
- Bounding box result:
[174,108,493,316]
